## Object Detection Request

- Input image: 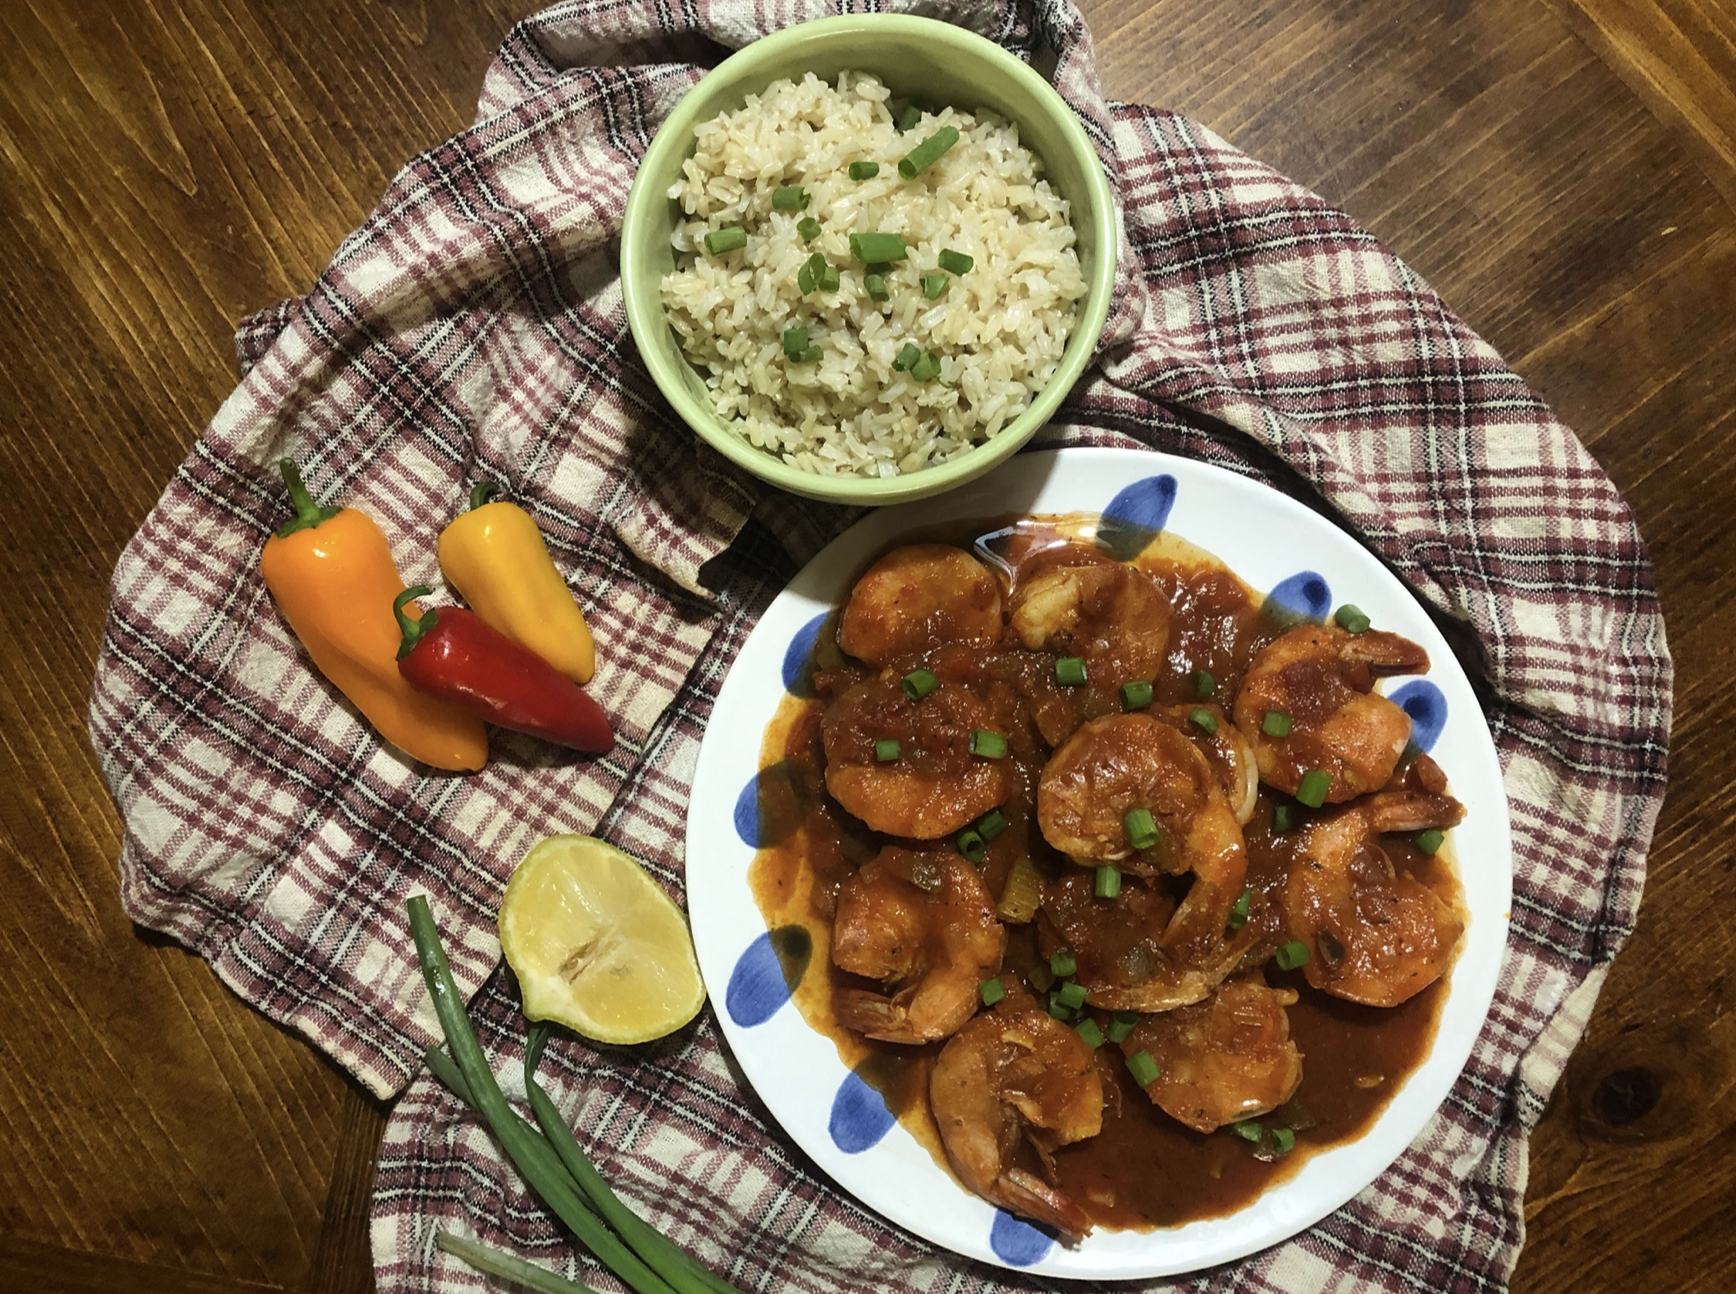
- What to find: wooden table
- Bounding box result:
[2,1,1728,1290]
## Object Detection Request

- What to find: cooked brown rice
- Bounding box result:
[660,71,1085,478]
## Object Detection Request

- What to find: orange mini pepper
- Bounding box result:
[437,483,595,684]
[260,460,488,773]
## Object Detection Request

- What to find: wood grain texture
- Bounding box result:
[0,0,524,1289]
[0,1,1729,1291]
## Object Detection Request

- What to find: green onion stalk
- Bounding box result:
[408,897,739,1294]
[437,1231,606,1294]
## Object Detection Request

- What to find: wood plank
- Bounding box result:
[1548,0,1736,210]
[0,1236,284,1294]
[304,1087,389,1294]
[0,0,525,1286]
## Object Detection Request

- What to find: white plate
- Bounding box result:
[686,447,1512,1279]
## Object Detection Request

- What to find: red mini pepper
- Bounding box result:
[393,585,614,755]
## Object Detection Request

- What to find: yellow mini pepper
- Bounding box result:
[437,483,596,684]
[260,460,489,773]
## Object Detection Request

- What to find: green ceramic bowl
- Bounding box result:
[619,13,1117,506]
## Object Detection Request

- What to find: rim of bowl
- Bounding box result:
[620,13,1118,506]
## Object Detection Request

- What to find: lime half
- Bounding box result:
[498,835,705,1044]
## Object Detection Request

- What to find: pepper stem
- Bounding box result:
[393,586,441,660]
[274,459,342,538]
[469,481,500,511]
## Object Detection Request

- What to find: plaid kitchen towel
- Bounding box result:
[88,0,1670,1290]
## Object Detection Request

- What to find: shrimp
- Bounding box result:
[1037,713,1248,953]
[1233,625,1429,803]
[832,847,1006,1043]
[1008,560,1170,689]
[822,676,1011,838]
[1285,790,1466,1007]
[1038,869,1257,1013]
[930,1009,1104,1234]
[1157,702,1258,825]
[837,545,1003,667]
[1120,979,1304,1133]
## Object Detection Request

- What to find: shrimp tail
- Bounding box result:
[834,988,914,1042]
[1343,629,1430,675]
[1363,790,1466,834]
[1000,1167,1094,1237]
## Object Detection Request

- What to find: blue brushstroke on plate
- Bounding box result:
[989,1210,1056,1266]
[782,612,828,697]
[1387,679,1447,753]
[732,762,805,849]
[828,1068,895,1153]
[724,926,812,1027]
[1096,474,1177,561]
[1264,571,1332,624]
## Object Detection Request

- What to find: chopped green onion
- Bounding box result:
[1124,807,1159,851]
[978,809,1008,841]
[817,262,839,293]
[921,272,950,300]
[1049,949,1077,978]
[1057,980,1088,1011]
[1055,656,1087,686]
[1273,940,1311,971]
[1271,1127,1296,1153]
[979,976,1005,1006]
[1120,679,1153,710]
[1107,1011,1138,1044]
[796,346,823,364]
[1126,1049,1161,1087]
[1190,669,1216,698]
[899,126,960,178]
[1048,990,1076,1021]
[1296,769,1332,808]
[1075,1018,1105,1049]
[1232,1120,1263,1142]
[969,729,1007,759]
[849,232,908,263]
[799,251,827,294]
[1227,886,1252,931]
[1335,603,1371,634]
[1417,828,1445,855]
[703,226,746,255]
[897,103,922,132]
[1094,865,1122,899]
[1189,707,1218,734]
[892,342,921,372]
[796,216,822,242]
[848,160,881,180]
[1272,803,1294,833]
[874,738,900,762]
[782,326,809,357]
[901,667,938,700]
[938,248,974,275]
[772,184,809,211]
[957,828,985,864]
[909,350,941,382]
[864,273,889,302]
[1262,710,1293,737]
